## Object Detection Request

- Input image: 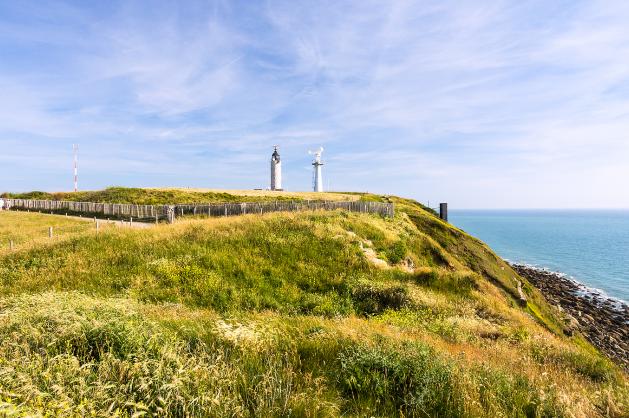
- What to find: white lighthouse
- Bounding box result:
[270,145,282,191]
[309,147,324,192]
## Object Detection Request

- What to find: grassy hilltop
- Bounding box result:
[1,186,361,205]
[0,189,626,417]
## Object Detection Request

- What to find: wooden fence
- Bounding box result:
[5,198,169,222]
[173,200,395,220]
[4,198,394,223]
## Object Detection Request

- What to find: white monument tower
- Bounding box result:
[73,144,78,192]
[309,147,324,192]
[270,145,282,191]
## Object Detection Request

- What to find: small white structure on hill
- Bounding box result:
[270,145,282,191]
[309,147,324,192]
[73,144,78,192]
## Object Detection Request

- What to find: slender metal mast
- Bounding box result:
[73,144,78,192]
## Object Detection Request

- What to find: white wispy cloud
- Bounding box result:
[0,0,628,207]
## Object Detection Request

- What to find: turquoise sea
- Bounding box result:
[449,210,629,303]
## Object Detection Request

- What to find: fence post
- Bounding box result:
[167,206,175,224]
[9,240,14,250]
[48,227,53,238]
[96,221,100,233]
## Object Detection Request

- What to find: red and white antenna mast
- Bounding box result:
[73,144,78,192]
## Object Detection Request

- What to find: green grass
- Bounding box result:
[0,293,340,416]
[0,292,604,418]
[0,195,626,417]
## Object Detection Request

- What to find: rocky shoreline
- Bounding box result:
[511,263,629,369]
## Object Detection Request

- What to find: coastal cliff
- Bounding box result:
[0,188,626,417]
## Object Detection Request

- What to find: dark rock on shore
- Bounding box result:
[511,263,629,370]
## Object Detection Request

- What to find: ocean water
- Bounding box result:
[449,210,629,303]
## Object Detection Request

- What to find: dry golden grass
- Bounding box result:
[0,211,113,254]
[4,186,364,205]
[148,187,361,201]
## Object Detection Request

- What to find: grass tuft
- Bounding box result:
[338,342,463,417]
[350,279,410,315]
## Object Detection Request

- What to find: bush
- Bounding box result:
[337,343,463,417]
[350,280,410,315]
[413,270,479,296]
[384,240,407,264]
[413,268,439,285]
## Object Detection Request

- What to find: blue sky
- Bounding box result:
[1,0,628,208]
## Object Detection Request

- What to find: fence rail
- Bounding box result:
[4,198,394,223]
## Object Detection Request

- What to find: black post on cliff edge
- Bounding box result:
[439,203,448,222]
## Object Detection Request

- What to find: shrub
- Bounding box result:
[337,343,463,417]
[350,280,410,315]
[384,240,407,264]
[413,268,439,285]
[299,292,353,316]
[507,326,530,343]
[413,270,479,296]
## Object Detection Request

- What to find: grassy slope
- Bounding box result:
[0,195,626,417]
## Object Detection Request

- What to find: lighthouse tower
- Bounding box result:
[270,146,282,191]
[310,147,324,192]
